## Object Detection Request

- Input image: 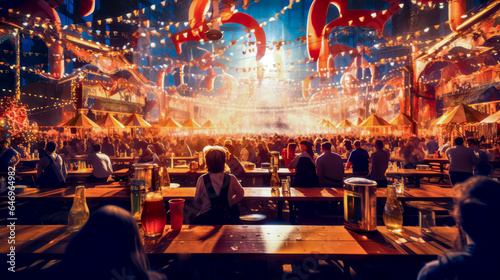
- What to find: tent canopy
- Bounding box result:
[58,113,100,128]
[389,113,416,126]
[202,120,216,128]
[480,109,500,124]
[123,113,151,127]
[161,116,182,128]
[358,114,392,127]
[322,120,336,128]
[183,119,201,128]
[96,113,125,128]
[355,117,365,126]
[436,103,488,125]
[336,119,355,128]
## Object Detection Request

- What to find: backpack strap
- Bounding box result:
[203,173,231,212]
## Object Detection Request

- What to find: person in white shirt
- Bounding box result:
[86,144,113,183]
[193,146,244,225]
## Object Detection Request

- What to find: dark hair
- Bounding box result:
[299,140,314,158]
[56,205,165,280]
[344,141,353,151]
[454,137,464,146]
[375,140,384,150]
[46,141,57,153]
[321,142,332,151]
[0,140,8,146]
[205,147,226,173]
[224,144,235,155]
[454,177,500,243]
[256,143,271,157]
[94,144,101,152]
[353,140,361,147]
[288,138,295,144]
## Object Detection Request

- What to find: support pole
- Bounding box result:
[15,29,21,101]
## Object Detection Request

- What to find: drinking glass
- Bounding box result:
[169,198,185,231]
[141,191,167,237]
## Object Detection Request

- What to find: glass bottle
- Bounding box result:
[270,166,280,192]
[383,185,403,232]
[68,186,90,232]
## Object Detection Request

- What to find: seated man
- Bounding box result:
[316,142,344,187]
[418,176,500,280]
[37,141,67,188]
[345,140,370,176]
[368,140,389,188]
[87,144,113,183]
[193,146,244,225]
[0,140,20,172]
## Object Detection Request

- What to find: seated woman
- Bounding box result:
[46,205,166,280]
[282,142,297,168]
[289,140,319,188]
[36,141,67,188]
[193,146,244,225]
[417,176,500,280]
[255,142,271,168]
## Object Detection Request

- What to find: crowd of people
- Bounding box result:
[1,132,499,189]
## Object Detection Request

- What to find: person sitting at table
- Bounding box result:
[137,146,160,164]
[446,137,480,186]
[417,176,500,280]
[175,139,192,157]
[0,139,20,172]
[45,205,166,280]
[439,137,451,154]
[402,137,424,169]
[86,144,113,183]
[193,146,244,225]
[59,141,76,159]
[426,136,439,155]
[368,140,389,188]
[467,139,491,176]
[36,141,67,188]
[289,140,319,187]
[316,142,344,188]
[282,142,297,168]
[345,140,370,177]
[240,139,257,164]
[101,137,115,157]
[256,142,271,168]
[224,144,246,177]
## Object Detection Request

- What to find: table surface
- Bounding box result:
[4,184,453,202]
[0,225,457,259]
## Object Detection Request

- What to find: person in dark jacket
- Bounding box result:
[417,177,500,280]
[289,140,319,187]
[44,205,166,280]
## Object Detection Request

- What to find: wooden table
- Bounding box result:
[5,185,453,202]
[0,224,457,277]
[3,168,129,180]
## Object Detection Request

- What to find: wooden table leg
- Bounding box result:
[277,201,283,221]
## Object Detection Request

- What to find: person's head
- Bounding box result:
[344,140,353,151]
[454,137,464,146]
[0,140,8,149]
[299,140,314,158]
[288,138,295,144]
[321,142,332,153]
[179,139,185,146]
[63,141,69,147]
[224,144,235,156]
[353,140,361,148]
[287,143,297,154]
[454,177,500,244]
[208,138,216,146]
[204,146,227,173]
[430,135,435,141]
[59,205,156,280]
[94,144,101,152]
[467,138,476,148]
[46,141,57,153]
[375,140,384,150]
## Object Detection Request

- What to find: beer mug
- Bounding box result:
[141,191,167,237]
